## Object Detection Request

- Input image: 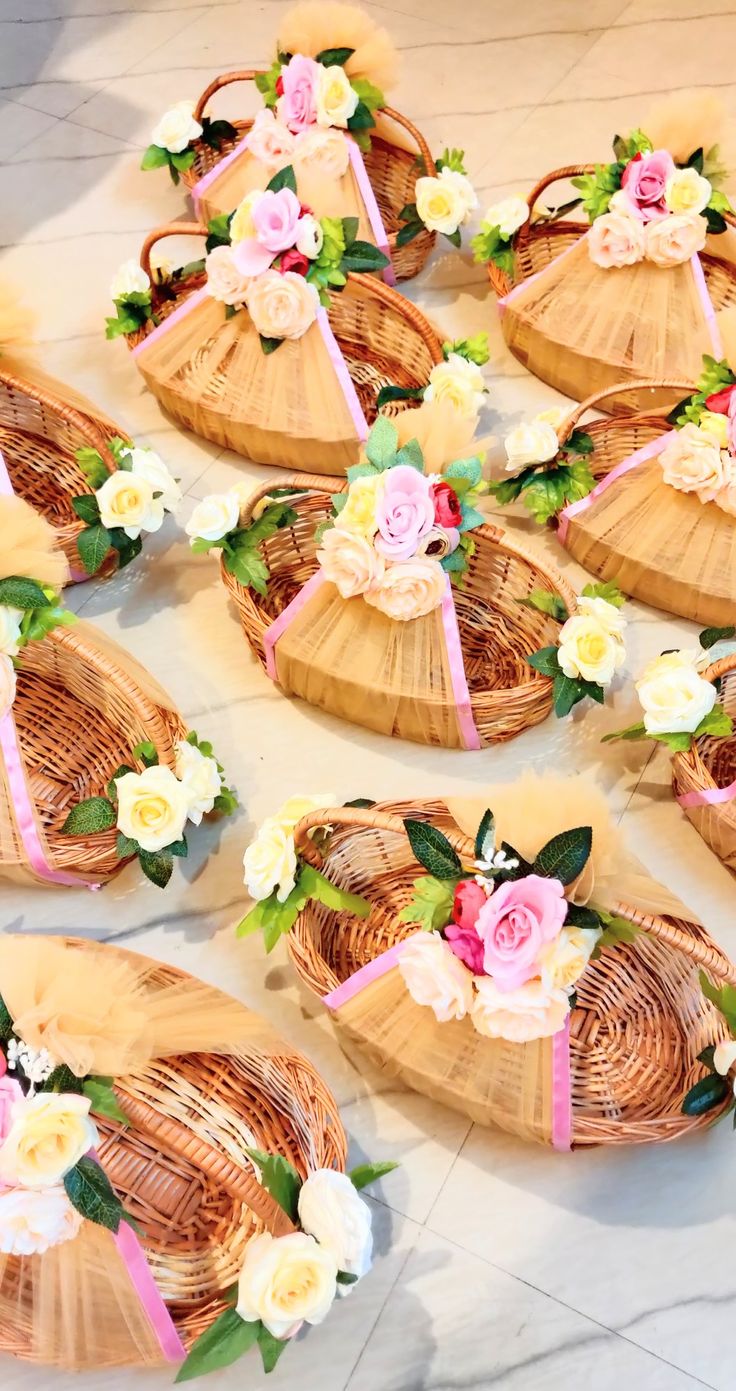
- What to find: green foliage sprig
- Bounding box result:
[666,355,736,429]
[490,429,595,525]
[0,576,74,653]
[375,334,489,410]
[192,496,299,596]
[525,581,625,717]
[72,437,143,575]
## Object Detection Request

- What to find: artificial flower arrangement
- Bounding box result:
[71,436,181,575]
[604,633,733,752]
[141,99,235,184]
[493,404,594,524]
[375,332,489,418]
[526,581,627,718]
[658,356,736,518]
[394,147,477,250]
[0,556,73,723]
[60,732,237,889]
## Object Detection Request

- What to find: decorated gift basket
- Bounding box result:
[0,935,392,1376]
[141,3,478,283]
[185,403,602,749]
[474,92,736,410]
[239,776,736,1148]
[0,497,235,889]
[110,193,443,474]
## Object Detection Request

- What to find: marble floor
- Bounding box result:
[2,0,736,1387]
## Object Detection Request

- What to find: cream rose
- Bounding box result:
[335,473,384,538]
[205,244,251,308]
[535,406,567,430]
[364,555,446,621]
[298,1169,373,1279]
[471,977,570,1043]
[636,650,717,735]
[150,100,202,154]
[665,167,712,217]
[398,932,474,1022]
[230,189,267,245]
[645,212,707,267]
[714,1039,736,1079]
[245,109,296,170]
[123,447,181,513]
[175,740,222,826]
[483,195,528,239]
[115,765,190,853]
[185,491,241,544]
[424,354,486,420]
[315,64,359,129]
[0,605,23,658]
[110,259,150,301]
[416,168,476,235]
[587,212,646,269]
[0,653,17,720]
[0,1186,82,1257]
[295,213,324,261]
[275,793,336,831]
[95,470,163,540]
[243,817,298,902]
[660,422,725,502]
[317,525,385,598]
[0,1094,98,1188]
[236,1230,338,1338]
[539,925,598,992]
[504,417,559,476]
[557,611,625,687]
[699,411,731,448]
[575,594,627,641]
[246,270,319,340]
[294,126,350,180]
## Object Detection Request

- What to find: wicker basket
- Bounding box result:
[220,474,576,748]
[486,165,736,412]
[5,623,185,886]
[0,936,346,1369]
[672,653,736,872]
[128,223,443,474]
[184,70,436,282]
[285,799,735,1147]
[0,365,125,583]
[550,378,736,625]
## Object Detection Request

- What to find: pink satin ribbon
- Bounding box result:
[440,574,481,749]
[557,431,674,544]
[346,139,396,287]
[551,1017,572,1151]
[0,449,13,496]
[315,307,369,442]
[677,780,736,809]
[112,1205,186,1362]
[691,253,723,356]
[0,712,93,887]
[323,935,414,1009]
[263,571,326,681]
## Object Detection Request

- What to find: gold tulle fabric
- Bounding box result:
[501,237,716,402]
[644,89,729,170]
[0,283,36,354]
[388,398,492,475]
[134,295,361,472]
[276,2,399,92]
[272,582,467,746]
[0,495,69,590]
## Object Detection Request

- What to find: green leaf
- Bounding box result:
[552,672,584,718]
[257,1323,289,1374]
[704,206,727,235]
[694,704,732,739]
[564,903,602,931]
[107,529,143,571]
[365,415,398,471]
[76,523,112,576]
[348,1159,399,1190]
[170,148,195,172]
[601,720,648,744]
[138,848,174,888]
[651,729,696,753]
[75,445,110,489]
[580,580,625,608]
[83,1077,128,1125]
[266,164,296,194]
[698,1045,717,1070]
[442,333,489,367]
[398,875,455,931]
[0,576,52,610]
[175,1308,260,1383]
[132,740,158,767]
[244,1148,301,1221]
[475,809,494,862]
[403,819,462,879]
[168,836,189,858]
[299,864,371,918]
[534,826,592,884]
[350,77,384,112]
[0,996,13,1041]
[699,971,736,1034]
[591,912,640,958]
[64,1157,124,1232]
[107,764,133,799]
[444,456,483,487]
[517,589,569,622]
[341,240,390,273]
[201,117,238,149]
[140,142,170,170]
[700,625,736,650]
[395,438,424,472]
[682,1072,729,1116]
[395,219,424,247]
[61,796,116,836]
[71,493,101,524]
[564,429,594,457]
[116,832,139,859]
[375,384,425,409]
[205,212,233,252]
[316,45,355,65]
[259,333,284,355]
[346,98,375,132]
[225,546,270,596]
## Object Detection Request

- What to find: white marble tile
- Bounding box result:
[0,97,57,160]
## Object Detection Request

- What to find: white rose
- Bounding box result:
[645,212,707,268]
[557,612,625,686]
[713,1039,736,1079]
[275,793,336,831]
[245,270,320,341]
[294,126,350,180]
[150,99,203,155]
[236,1230,338,1338]
[398,933,474,1023]
[575,594,627,641]
[665,167,712,217]
[539,925,599,993]
[315,64,359,129]
[504,418,559,476]
[115,764,190,853]
[660,422,725,503]
[471,977,570,1042]
[185,492,241,544]
[483,195,528,239]
[95,470,164,540]
[245,108,296,170]
[123,447,182,514]
[588,212,646,270]
[317,524,385,598]
[295,213,324,260]
[636,650,717,736]
[0,1186,82,1256]
[0,1094,98,1188]
[0,652,16,720]
[0,605,23,657]
[175,740,222,826]
[110,259,150,301]
[298,1169,373,1279]
[243,817,297,902]
[415,167,475,235]
[205,244,251,308]
[424,353,486,420]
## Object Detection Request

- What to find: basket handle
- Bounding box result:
[292,806,736,985]
[0,364,121,474]
[516,164,595,240]
[140,222,209,281]
[238,472,347,526]
[378,105,436,177]
[112,1087,298,1236]
[555,378,696,445]
[705,652,736,682]
[346,272,444,363]
[193,69,264,123]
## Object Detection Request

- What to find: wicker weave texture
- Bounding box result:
[672,656,736,872]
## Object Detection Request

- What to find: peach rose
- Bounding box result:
[471,976,570,1043]
[660,423,725,502]
[587,212,646,269]
[364,555,446,621]
[245,269,319,340]
[245,109,296,170]
[317,525,385,598]
[205,245,251,308]
[294,126,350,180]
[645,212,707,268]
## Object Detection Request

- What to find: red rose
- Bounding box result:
[275,75,285,97]
[430,481,462,528]
[705,383,736,414]
[278,248,310,276]
[452,878,487,931]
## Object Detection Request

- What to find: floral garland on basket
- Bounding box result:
[141,100,236,184]
[493,406,596,524]
[525,581,627,717]
[61,734,237,889]
[375,333,489,416]
[604,628,733,753]
[72,436,181,576]
[659,356,736,517]
[0,574,74,722]
[396,148,477,250]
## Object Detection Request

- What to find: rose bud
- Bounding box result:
[705,383,736,415]
[278,248,310,276]
[430,480,462,528]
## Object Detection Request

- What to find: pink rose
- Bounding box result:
[0,1078,23,1147]
[620,149,675,221]
[374,466,435,560]
[588,212,646,269]
[452,878,487,931]
[729,392,736,456]
[277,54,320,133]
[476,874,567,992]
[245,108,296,170]
[252,187,302,254]
[445,923,485,974]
